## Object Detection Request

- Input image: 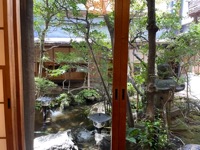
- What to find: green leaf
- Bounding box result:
[126,137,137,143]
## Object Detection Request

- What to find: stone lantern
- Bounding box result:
[154,64,185,120]
[88,113,111,134]
[36,96,53,128]
[88,113,111,146]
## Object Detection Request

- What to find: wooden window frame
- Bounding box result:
[1,0,131,149]
[2,0,25,149]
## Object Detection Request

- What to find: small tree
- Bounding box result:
[158,23,200,113]
[145,0,159,120]
[34,0,64,77]
[55,0,112,102]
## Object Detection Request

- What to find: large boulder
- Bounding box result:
[34,130,78,150]
[75,129,94,143]
[180,144,200,150]
[89,102,106,114]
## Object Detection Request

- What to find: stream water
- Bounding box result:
[34,105,99,149]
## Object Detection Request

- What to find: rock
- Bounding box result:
[76,129,94,143]
[180,144,200,150]
[34,130,78,150]
[170,119,189,131]
[98,135,111,150]
[170,106,182,118]
[89,102,106,114]
[94,133,110,144]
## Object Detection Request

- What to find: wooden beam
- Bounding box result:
[112,0,130,149]
[13,0,25,149]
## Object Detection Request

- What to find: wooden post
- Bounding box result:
[112,0,130,149]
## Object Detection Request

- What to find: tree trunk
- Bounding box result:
[127,95,134,127]
[85,11,111,103]
[145,0,158,121]
[38,36,45,77]
[104,14,114,49]
[20,0,35,149]
[86,38,112,103]
[38,26,49,77]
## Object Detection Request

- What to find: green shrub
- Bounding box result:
[127,82,135,96]
[35,100,42,110]
[35,77,57,96]
[54,93,72,110]
[75,89,100,104]
[126,119,168,149]
[35,93,73,111]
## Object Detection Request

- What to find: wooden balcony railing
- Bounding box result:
[188,0,200,17]
[35,62,87,81]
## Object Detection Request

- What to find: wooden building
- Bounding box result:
[34,43,88,87]
[188,0,200,18]
[188,0,200,74]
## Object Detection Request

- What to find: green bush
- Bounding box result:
[35,100,42,110]
[35,93,73,111]
[75,89,100,104]
[127,82,135,96]
[126,119,168,149]
[35,77,57,96]
[54,93,72,110]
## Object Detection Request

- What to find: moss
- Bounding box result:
[170,113,200,144]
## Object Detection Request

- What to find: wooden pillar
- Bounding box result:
[112,0,130,149]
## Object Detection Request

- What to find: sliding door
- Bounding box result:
[0,0,13,148]
[0,0,25,149]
